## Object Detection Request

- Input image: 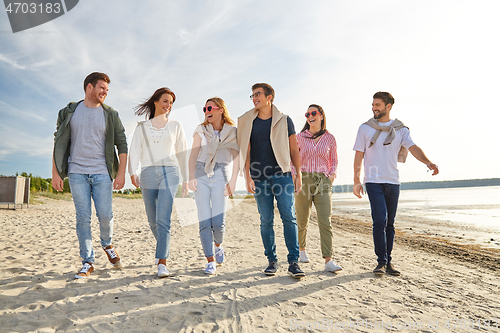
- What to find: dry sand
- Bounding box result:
[1,196,499,333]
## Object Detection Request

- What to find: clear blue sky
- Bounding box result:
[1,1,499,190]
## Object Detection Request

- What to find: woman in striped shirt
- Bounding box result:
[295,104,343,272]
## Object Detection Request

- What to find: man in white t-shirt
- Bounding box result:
[353,92,439,276]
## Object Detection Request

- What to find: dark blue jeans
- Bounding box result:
[365,183,400,264]
[254,173,299,264]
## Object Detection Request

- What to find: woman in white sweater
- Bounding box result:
[128,87,188,278]
[188,97,239,275]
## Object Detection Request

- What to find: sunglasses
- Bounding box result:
[305,111,320,118]
[203,106,220,113]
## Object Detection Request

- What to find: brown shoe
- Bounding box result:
[386,263,401,276]
[373,263,385,275]
[103,245,123,268]
[75,263,94,279]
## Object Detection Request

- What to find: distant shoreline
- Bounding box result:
[226,178,500,196]
[331,178,500,193]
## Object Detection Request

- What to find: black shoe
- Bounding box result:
[264,261,278,276]
[386,263,400,276]
[373,263,385,275]
[288,262,305,278]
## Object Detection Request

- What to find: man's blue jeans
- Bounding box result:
[254,173,299,264]
[68,173,114,264]
[140,166,179,260]
[365,182,400,264]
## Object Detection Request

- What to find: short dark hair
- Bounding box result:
[84,72,110,91]
[373,92,394,106]
[252,83,275,103]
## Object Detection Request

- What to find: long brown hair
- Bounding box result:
[201,97,235,127]
[300,104,327,140]
[134,87,176,120]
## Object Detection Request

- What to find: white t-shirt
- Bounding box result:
[353,119,415,184]
[193,124,233,164]
[128,119,188,182]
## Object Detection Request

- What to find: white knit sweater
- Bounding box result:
[128,119,188,182]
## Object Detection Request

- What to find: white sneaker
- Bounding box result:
[204,261,216,275]
[299,250,310,263]
[215,246,225,264]
[157,264,170,278]
[325,260,343,272]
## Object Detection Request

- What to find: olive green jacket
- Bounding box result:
[53,100,128,179]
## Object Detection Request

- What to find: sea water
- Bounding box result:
[331,186,500,230]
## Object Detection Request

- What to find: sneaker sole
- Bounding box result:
[74,274,89,279]
[326,268,343,273]
[158,273,170,278]
[288,271,305,278]
[111,262,124,269]
[373,270,385,275]
[264,271,277,276]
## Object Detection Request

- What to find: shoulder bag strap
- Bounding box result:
[140,122,156,164]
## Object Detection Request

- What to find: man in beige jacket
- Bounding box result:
[237,83,304,278]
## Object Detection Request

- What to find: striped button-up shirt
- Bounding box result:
[292,130,338,177]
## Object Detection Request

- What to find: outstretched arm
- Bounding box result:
[408,145,439,176]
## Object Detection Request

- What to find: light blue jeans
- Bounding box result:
[68,173,114,264]
[140,166,180,260]
[194,161,229,258]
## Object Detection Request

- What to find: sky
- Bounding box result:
[1,0,499,191]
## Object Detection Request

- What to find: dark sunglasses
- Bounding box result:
[305,110,320,118]
[203,106,220,113]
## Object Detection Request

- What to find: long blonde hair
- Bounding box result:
[201,97,235,127]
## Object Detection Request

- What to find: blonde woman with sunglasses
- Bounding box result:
[188,97,239,275]
[294,104,342,273]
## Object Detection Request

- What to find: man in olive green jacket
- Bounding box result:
[52,72,128,279]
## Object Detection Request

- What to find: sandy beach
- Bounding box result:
[1,196,500,333]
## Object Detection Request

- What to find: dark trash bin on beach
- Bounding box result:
[0,176,30,210]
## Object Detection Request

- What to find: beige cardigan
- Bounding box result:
[237,104,291,175]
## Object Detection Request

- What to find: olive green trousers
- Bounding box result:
[295,172,333,258]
